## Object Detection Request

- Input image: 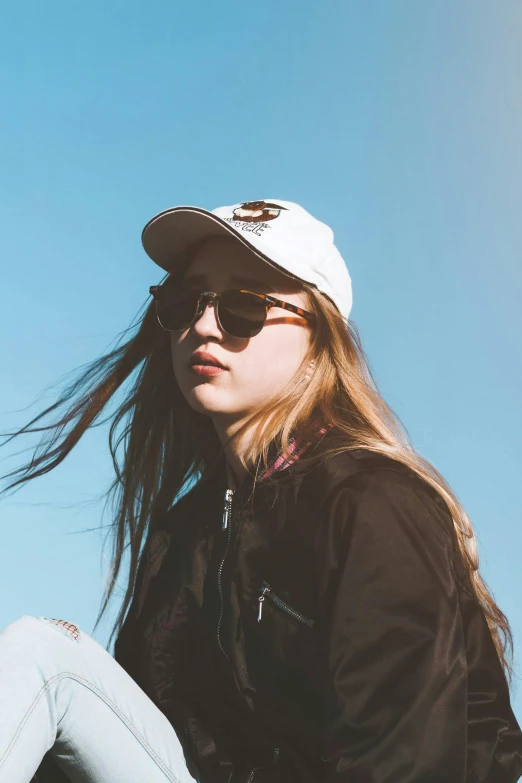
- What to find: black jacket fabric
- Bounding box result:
[111,436,522,783]
[33,435,522,782]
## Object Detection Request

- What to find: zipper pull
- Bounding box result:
[257,585,271,622]
[222,489,234,530]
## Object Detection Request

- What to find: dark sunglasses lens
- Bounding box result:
[219,290,267,337]
[156,284,200,331]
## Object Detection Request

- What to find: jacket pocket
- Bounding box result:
[257,581,315,628]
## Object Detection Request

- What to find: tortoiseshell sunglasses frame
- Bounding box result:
[149,285,315,337]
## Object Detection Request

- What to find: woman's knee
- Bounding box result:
[37,617,81,642]
[2,615,81,645]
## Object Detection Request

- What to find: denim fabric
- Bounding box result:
[0,616,199,783]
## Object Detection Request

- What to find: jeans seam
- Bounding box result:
[0,671,181,783]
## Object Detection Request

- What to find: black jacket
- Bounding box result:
[33,436,522,782]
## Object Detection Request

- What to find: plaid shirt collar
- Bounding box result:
[258,419,334,481]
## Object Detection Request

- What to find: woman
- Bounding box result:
[1,198,521,783]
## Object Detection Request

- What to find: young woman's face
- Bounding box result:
[170,236,312,421]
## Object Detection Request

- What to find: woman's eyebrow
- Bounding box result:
[182,273,206,285]
[183,273,269,290]
[231,275,269,289]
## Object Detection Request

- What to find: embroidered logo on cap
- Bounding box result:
[232,201,288,223]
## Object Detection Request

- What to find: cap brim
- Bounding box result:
[141,206,299,281]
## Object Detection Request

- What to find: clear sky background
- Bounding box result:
[1,1,521,721]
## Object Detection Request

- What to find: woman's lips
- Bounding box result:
[190,364,227,376]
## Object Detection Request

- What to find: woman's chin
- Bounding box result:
[185,385,234,415]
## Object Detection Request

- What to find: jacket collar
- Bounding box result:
[208,418,335,498]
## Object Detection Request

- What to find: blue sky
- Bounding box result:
[1,0,521,721]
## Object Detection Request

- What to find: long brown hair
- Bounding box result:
[0,271,514,686]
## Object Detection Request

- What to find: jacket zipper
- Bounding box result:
[217,488,242,691]
[245,747,280,782]
[257,581,315,627]
[222,488,234,530]
[220,491,282,783]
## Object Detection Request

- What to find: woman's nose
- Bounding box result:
[191,299,222,337]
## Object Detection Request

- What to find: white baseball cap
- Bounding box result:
[141,199,353,321]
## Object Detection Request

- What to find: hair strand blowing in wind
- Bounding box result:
[0,280,514,685]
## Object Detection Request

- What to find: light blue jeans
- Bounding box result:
[0,615,200,783]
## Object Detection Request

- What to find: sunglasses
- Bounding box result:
[149,280,315,339]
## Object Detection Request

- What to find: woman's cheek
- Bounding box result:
[240,345,293,398]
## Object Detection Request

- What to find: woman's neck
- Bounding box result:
[225,459,240,491]
[212,415,250,491]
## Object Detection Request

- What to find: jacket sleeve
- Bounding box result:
[113,521,172,686]
[321,467,522,783]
